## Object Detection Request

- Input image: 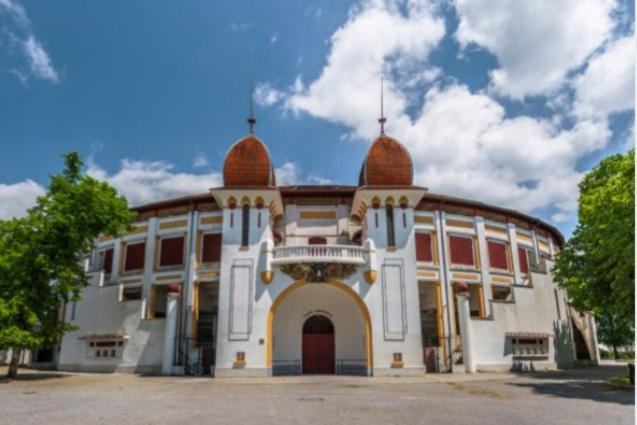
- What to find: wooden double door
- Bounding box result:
[302,315,335,374]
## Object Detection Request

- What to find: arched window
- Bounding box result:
[241,204,250,247]
[386,204,395,247]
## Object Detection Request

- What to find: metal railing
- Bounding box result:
[272,359,301,376]
[336,359,367,376]
[271,245,366,265]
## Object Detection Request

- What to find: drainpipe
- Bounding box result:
[181,210,198,373]
[436,211,454,372]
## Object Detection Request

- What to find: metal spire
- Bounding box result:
[247,78,256,134]
[378,75,386,135]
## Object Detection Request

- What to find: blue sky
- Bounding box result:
[0,0,634,237]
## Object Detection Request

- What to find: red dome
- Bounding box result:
[223,136,276,187]
[359,135,413,186]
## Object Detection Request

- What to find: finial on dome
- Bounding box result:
[247,78,256,134]
[378,75,386,135]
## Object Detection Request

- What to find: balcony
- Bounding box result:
[271,244,366,266]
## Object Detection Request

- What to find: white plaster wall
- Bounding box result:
[215,205,272,375]
[364,205,425,375]
[273,284,365,363]
[467,264,575,371]
[58,284,165,373]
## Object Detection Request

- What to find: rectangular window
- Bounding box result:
[122,286,142,301]
[103,248,114,274]
[449,235,474,266]
[492,285,512,301]
[487,240,509,270]
[159,236,184,267]
[150,285,169,318]
[201,233,222,263]
[511,337,548,356]
[415,233,433,262]
[124,242,145,272]
[518,247,531,274]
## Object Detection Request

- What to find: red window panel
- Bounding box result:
[159,236,184,267]
[103,248,114,274]
[201,233,222,263]
[518,247,529,274]
[124,242,145,271]
[487,240,508,270]
[415,233,433,262]
[308,236,327,245]
[449,235,474,266]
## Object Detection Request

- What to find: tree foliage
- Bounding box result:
[553,149,634,341]
[0,152,134,377]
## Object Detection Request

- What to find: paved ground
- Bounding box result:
[0,365,633,425]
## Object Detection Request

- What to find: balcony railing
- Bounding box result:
[271,244,366,265]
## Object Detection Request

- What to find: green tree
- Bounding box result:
[596,314,633,358]
[553,149,635,353]
[0,152,134,379]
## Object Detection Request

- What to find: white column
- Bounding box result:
[531,230,541,266]
[475,217,492,317]
[436,211,454,371]
[110,240,121,284]
[586,313,601,365]
[456,292,476,373]
[162,291,180,375]
[507,223,522,285]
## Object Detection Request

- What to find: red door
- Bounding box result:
[302,315,335,374]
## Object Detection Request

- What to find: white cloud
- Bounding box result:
[275,162,301,185]
[455,0,616,98]
[305,5,323,19]
[572,34,635,119]
[193,152,210,168]
[255,82,285,106]
[404,85,609,220]
[87,159,222,207]
[275,161,332,185]
[267,0,616,223]
[228,21,254,33]
[269,34,278,45]
[0,179,45,219]
[0,0,59,83]
[286,0,445,140]
[23,36,58,82]
[0,0,28,27]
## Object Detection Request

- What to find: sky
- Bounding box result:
[0,0,634,237]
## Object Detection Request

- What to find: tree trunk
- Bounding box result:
[7,349,21,380]
[612,344,619,359]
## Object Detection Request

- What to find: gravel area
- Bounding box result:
[0,365,633,425]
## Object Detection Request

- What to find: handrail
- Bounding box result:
[271,244,367,264]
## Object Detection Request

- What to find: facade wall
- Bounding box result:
[57,188,586,376]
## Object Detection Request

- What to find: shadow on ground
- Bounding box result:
[0,369,70,384]
[508,366,634,406]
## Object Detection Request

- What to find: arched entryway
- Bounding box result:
[267,281,373,376]
[302,314,335,374]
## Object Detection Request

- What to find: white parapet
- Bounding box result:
[161,292,179,375]
[271,244,366,265]
[456,292,476,373]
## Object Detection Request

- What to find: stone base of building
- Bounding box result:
[58,364,162,374]
[214,367,269,378]
[475,361,565,373]
[373,366,426,377]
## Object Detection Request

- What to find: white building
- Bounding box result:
[57,126,599,376]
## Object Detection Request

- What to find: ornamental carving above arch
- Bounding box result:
[279,262,358,283]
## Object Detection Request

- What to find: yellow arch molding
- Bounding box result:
[265,279,374,371]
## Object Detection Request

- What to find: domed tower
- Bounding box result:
[352,79,426,287]
[210,98,283,364]
[359,134,413,187]
[223,135,276,187]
